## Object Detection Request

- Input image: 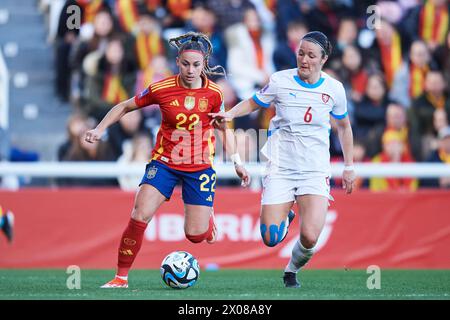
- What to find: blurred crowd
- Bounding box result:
[39,0,450,190]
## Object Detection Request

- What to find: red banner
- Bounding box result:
[1,189,449,269]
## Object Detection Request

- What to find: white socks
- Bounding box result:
[284,239,315,273]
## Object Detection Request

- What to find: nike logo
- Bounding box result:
[289,92,297,98]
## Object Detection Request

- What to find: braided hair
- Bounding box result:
[301,31,333,58]
[168,32,226,77]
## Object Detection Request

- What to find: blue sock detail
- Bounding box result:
[0,216,3,228]
[260,224,267,242]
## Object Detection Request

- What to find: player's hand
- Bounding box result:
[211,117,228,130]
[342,169,355,194]
[235,165,251,188]
[208,111,233,126]
[84,128,103,143]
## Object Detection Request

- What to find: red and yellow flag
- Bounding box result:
[102,74,129,105]
[420,0,449,46]
[77,0,104,24]
[116,0,140,33]
[135,32,165,70]
[409,64,428,99]
[379,31,402,88]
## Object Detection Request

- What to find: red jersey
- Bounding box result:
[134,74,224,172]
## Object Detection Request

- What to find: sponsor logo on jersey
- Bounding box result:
[322,93,330,104]
[184,96,196,110]
[198,98,208,112]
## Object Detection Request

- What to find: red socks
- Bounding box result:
[117,218,147,277]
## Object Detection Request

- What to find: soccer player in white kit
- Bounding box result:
[210,31,355,287]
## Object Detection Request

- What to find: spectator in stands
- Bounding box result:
[390,40,432,108]
[332,16,359,60]
[366,102,411,162]
[369,19,405,89]
[354,73,389,157]
[408,70,450,161]
[83,36,137,121]
[185,3,228,73]
[428,108,450,154]
[339,44,368,104]
[59,117,117,187]
[207,0,255,31]
[433,32,450,86]
[117,131,153,191]
[273,20,308,71]
[58,112,94,161]
[420,126,450,188]
[131,13,165,72]
[404,0,449,53]
[370,130,418,192]
[71,8,117,104]
[225,7,275,100]
[107,108,145,160]
[55,0,107,101]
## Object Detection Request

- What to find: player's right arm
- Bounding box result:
[208,98,259,124]
[209,74,277,123]
[85,97,139,143]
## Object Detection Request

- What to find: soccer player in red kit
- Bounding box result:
[85,32,250,288]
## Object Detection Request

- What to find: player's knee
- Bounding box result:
[131,208,152,223]
[300,232,318,249]
[260,222,287,247]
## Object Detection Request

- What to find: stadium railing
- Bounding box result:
[1,162,449,189]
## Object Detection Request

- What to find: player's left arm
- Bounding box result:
[335,116,356,194]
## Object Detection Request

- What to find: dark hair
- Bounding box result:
[168,32,225,77]
[301,31,333,57]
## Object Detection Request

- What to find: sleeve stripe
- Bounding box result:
[330,111,348,119]
[252,94,270,108]
[208,86,224,102]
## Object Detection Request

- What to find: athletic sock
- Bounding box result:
[117,218,148,277]
[284,239,315,273]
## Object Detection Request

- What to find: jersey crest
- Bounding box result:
[322,93,330,104]
[198,98,208,112]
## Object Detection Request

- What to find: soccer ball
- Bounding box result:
[160,251,200,289]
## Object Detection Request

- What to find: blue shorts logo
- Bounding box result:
[146,166,158,179]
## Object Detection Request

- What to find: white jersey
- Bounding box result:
[253,68,348,177]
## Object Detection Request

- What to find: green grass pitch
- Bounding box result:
[0,269,449,300]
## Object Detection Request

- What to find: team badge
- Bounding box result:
[184,96,196,110]
[322,94,330,104]
[198,98,208,112]
[146,166,158,179]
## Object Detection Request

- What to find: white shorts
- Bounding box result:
[261,172,334,205]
